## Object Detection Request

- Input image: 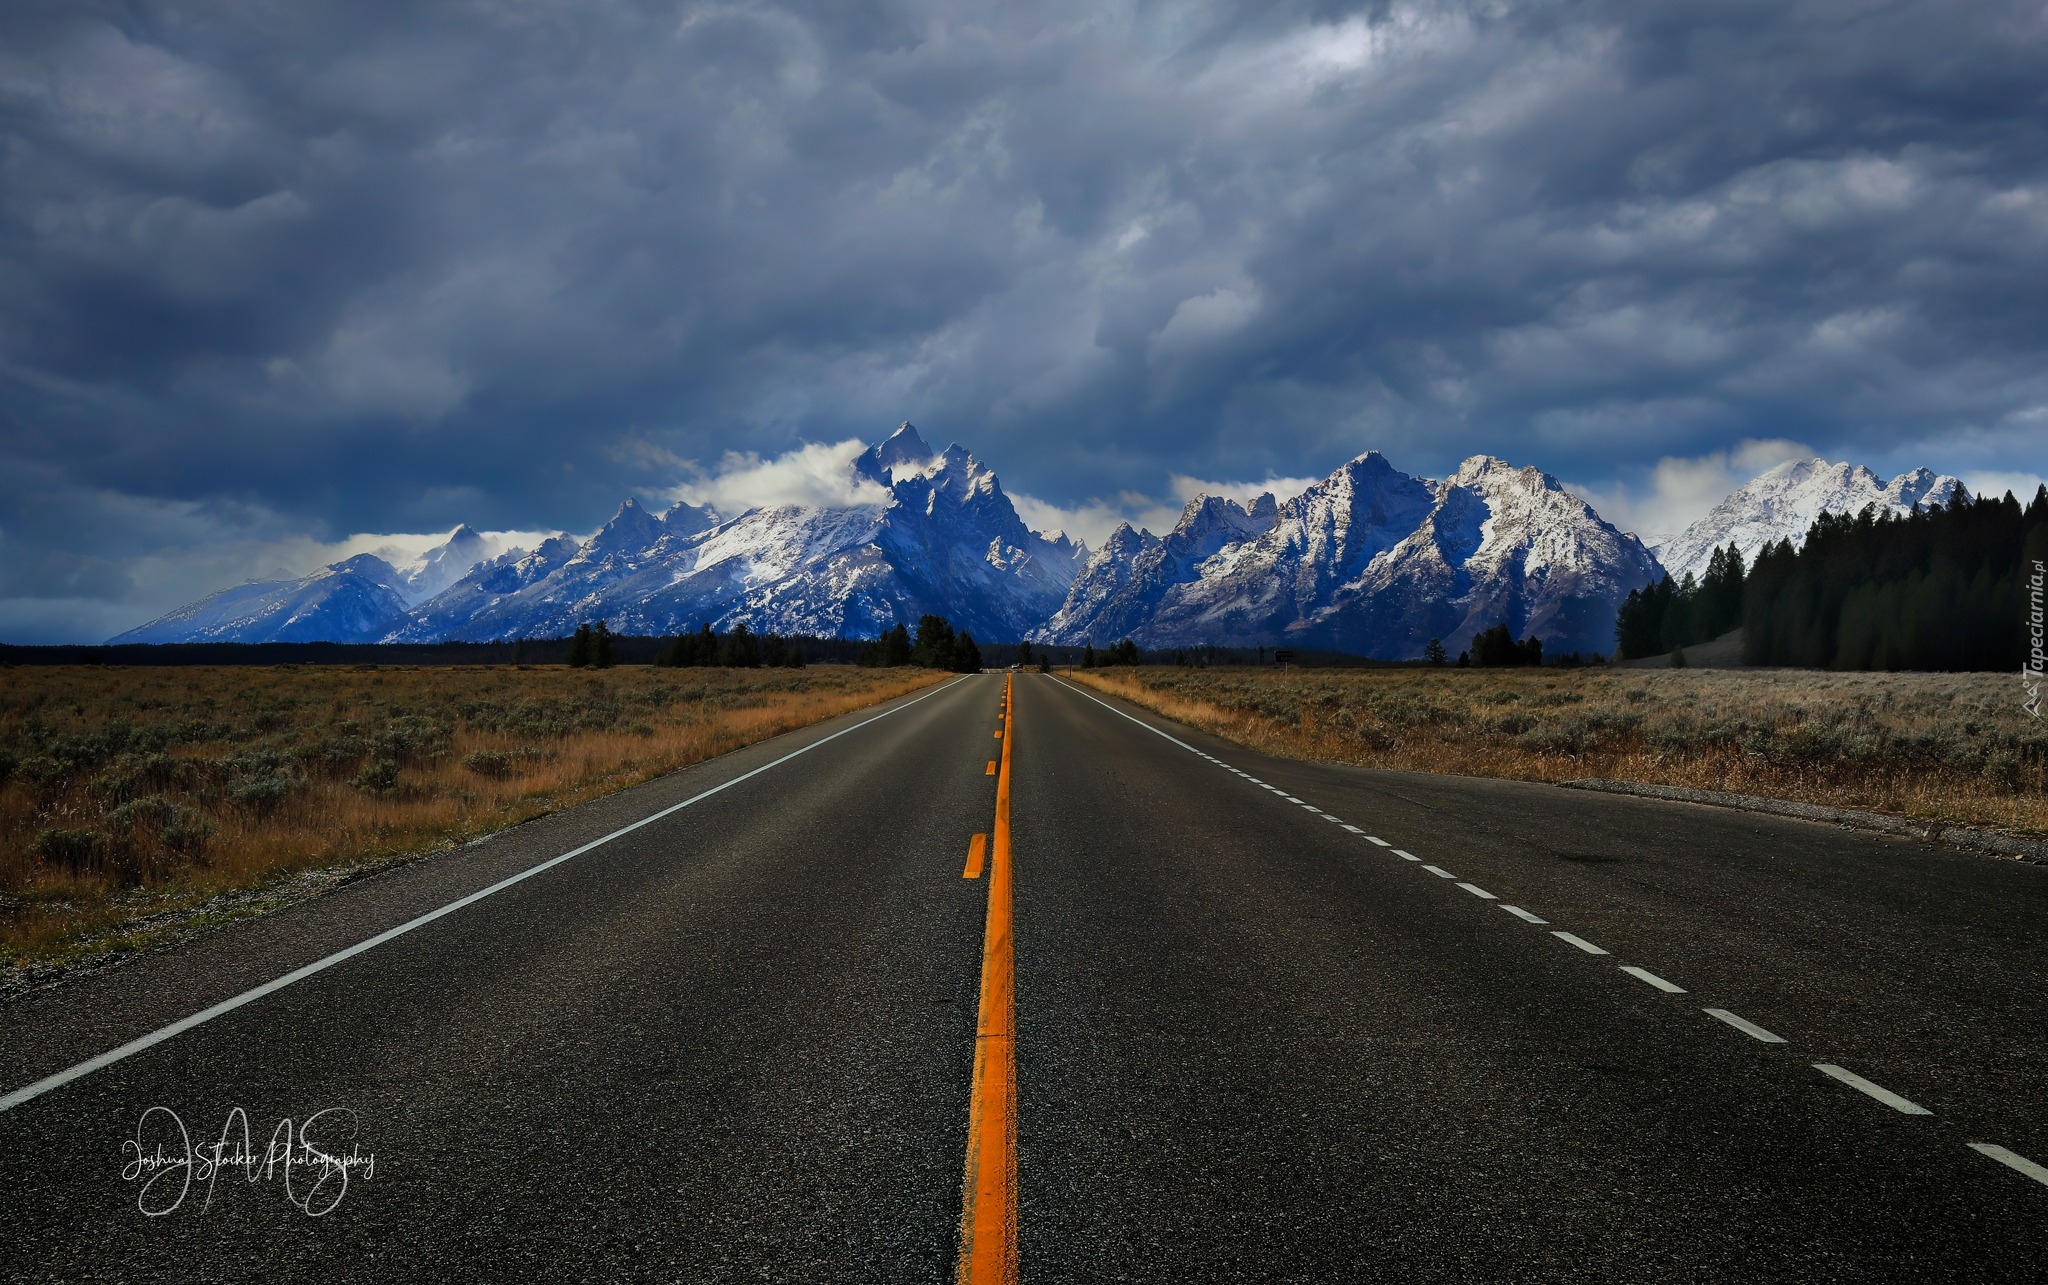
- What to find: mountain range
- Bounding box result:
[108,426,1966,659]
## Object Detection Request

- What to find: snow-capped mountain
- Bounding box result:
[387,525,495,602]
[1042,453,1661,658]
[110,553,416,645]
[108,526,516,645]
[1655,459,1964,583]
[389,424,1087,643]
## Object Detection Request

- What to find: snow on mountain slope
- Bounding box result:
[1042,524,1163,641]
[1043,452,1658,658]
[389,423,1086,643]
[390,525,494,603]
[1304,456,1662,658]
[109,554,413,644]
[1141,453,1438,646]
[1041,494,1282,644]
[1655,459,1964,583]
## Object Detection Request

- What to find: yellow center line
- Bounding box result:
[958,673,1018,1284]
[964,833,988,880]
[986,760,997,776]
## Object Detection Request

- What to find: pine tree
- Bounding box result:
[882,623,912,667]
[721,622,761,668]
[593,621,618,669]
[1424,638,1447,666]
[567,624,595,668]
[912,615,957,669]
[953,632,983,673]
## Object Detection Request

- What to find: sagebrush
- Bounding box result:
[1,664,941,965]
[1071,666,2047,835]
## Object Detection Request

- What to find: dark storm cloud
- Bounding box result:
[2,0,2045,639]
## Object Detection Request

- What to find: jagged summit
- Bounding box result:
[1042,448,1657,657]
[1655,457,1964,583]
[856,422,937,485]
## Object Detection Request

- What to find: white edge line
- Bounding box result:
[1969,1143,2048,1188]
[0,675,970,1116]
[1619,965,1687,994]
[1553,931,1609,956]
[1703,1008,1785,1043]
[1813,1063,1932,1115]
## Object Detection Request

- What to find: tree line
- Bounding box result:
[856,615,983,672]
[1614,485,2048,670]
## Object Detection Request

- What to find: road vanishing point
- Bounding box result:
[5,672,2047,1282]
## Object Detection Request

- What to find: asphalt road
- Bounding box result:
[4,671,2046,1282]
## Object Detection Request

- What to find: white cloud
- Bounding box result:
[1011,471,1319,548]
[668,438,892,513]
[1961,470,2047,502]
[1569,437,1814,541]
[1166,472,1319,507]
[1010,490,1183,548]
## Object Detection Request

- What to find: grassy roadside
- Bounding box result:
[1,664,946,974]
[1067,666,2047,838]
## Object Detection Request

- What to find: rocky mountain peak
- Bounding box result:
[856,422,937,484]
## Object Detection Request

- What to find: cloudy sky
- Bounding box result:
[3,0,2045,642]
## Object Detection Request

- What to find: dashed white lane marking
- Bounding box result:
[1704,1008,1786,1043]
[1056,684,2048,1201]
[1969,1143,2048,1189]
[1055,680,2048,1186]
[1814,1063,1932,1115]
[1620,965,1686,994]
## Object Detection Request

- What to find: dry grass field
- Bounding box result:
[0,664,943,969]
[1071,665,2047,837]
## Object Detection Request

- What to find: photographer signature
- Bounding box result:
[119,1106,376,1217]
